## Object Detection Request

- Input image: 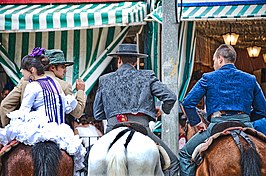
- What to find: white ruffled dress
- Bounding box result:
[0,77,86,174]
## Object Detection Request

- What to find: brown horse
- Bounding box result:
[185,119,266,176]
[1,141,73,176]
[195,129,266,176]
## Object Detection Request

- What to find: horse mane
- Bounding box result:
[32,141,62,176]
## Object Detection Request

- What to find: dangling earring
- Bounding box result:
[29,74,35,82]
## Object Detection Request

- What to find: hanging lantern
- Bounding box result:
[263,54,266,63]
[247,46,261,58]
[223,33,239,45]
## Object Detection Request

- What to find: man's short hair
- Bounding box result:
[214,44,237,63]
[121,56,137,65]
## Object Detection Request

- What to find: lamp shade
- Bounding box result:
[223,33,239,45]
[247,46,261,57]
[263,54,266,63]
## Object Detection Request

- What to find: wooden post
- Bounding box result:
[161,0,179,154]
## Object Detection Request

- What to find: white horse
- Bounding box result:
[88,127,164,176]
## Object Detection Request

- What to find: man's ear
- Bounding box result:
[49,65,56,71]
[117,57,123,68]
[133,60,138,67]
[218,56,224,64]
[118,57,122,64]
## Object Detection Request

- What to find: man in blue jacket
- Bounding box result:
[180,44,266,176]
[93,43,179,175]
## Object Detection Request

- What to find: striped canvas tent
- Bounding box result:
[0,2,147,94]
[145,5,162,24]
[145,2,266,22]
[0,2,147,32]
[145,0,266,101]
[180,3,266,21]
[0,44,21,85]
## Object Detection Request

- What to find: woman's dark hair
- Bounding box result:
[21,55,49,75]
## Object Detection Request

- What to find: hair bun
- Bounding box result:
[40,57,50,69]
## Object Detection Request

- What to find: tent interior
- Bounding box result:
[189,19,266,108]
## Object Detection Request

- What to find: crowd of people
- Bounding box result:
[0,43,265,175]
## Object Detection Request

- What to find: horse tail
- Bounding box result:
[32,141,62,176]
[236,131,262,176]
[106,128,135,176]
[106,143,127,176]
[240,143,262,176]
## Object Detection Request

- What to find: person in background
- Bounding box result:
[179,44,266,176]
[1,82,14,101]
[252,118,266,135]
[74,113,102,148]
[93,43,179,176]
[0,48,86,127]
[0,82,15,126]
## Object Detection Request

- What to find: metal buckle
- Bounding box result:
[211,111,222,118]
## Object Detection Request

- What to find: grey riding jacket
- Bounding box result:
[93,64,177,120]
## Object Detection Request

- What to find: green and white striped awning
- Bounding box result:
[0,2,147,32]
[0,26,129,94]
[145,4,266,23]
[144,6,162,24]
[180,4,266,21]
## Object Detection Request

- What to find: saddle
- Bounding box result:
[112,121,148,135]
[112,121,171,170]
[192,121,266,165]
[0,140,19,157]
[211,121,245,135]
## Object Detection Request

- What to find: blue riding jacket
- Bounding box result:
[181,64,266,126]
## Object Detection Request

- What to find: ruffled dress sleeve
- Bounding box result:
[62,94,78,114]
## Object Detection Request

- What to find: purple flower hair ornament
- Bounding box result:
[29,47,46,57]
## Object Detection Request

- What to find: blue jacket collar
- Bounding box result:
[219,63,236,70]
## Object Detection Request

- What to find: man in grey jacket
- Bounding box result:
[93,43,179,175]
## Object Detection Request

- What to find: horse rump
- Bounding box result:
[88,127,164,176]
[196,129,265,176]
